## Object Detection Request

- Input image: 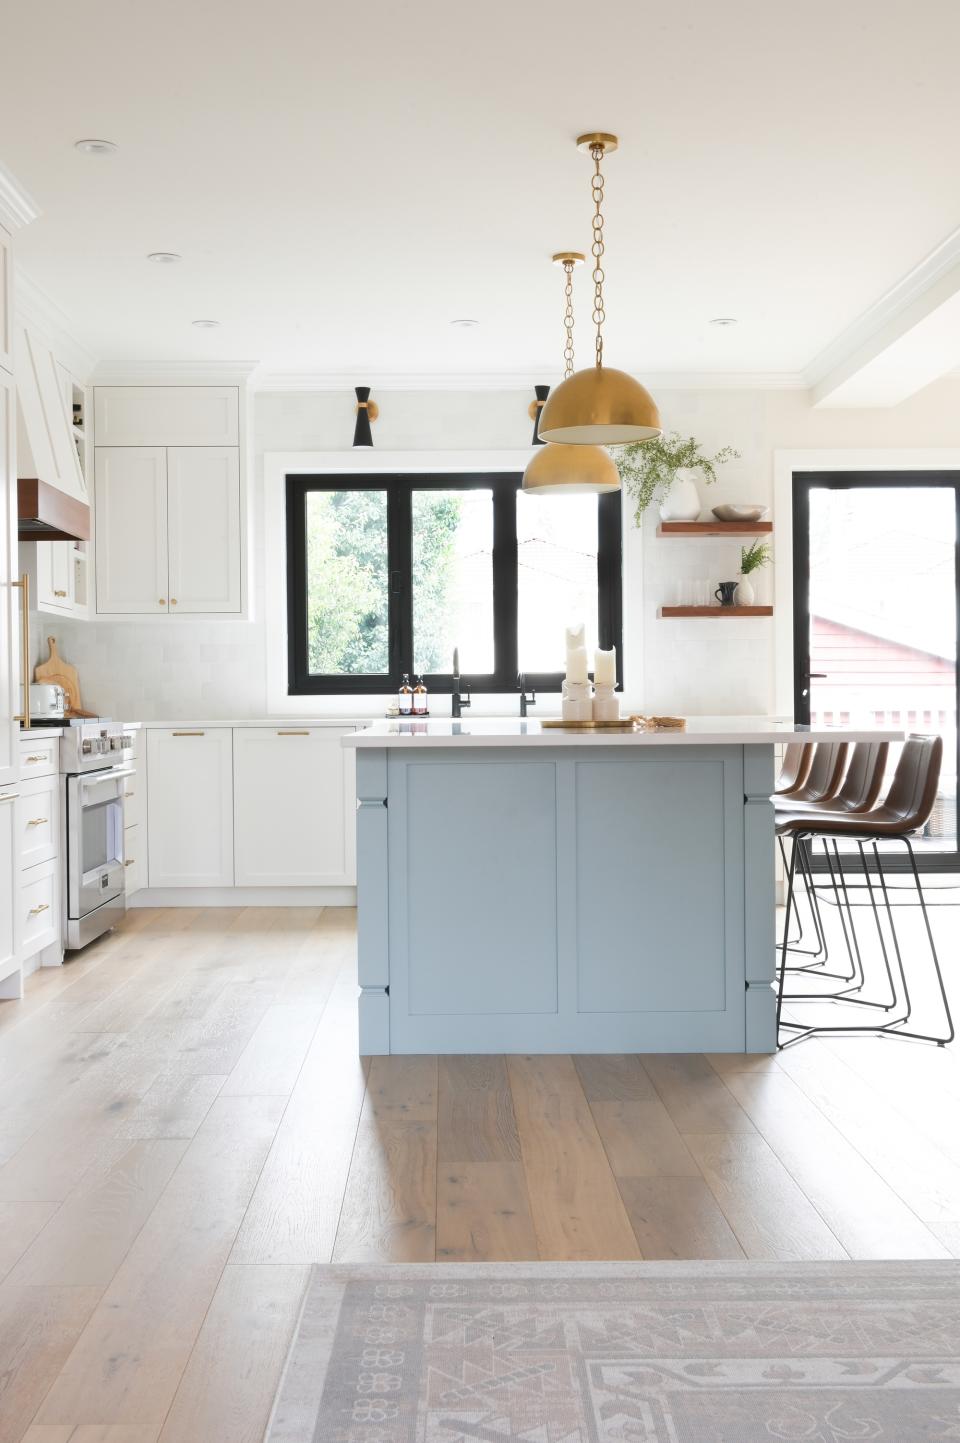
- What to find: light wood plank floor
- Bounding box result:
[0,904,958,1441]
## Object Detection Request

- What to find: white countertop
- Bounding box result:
[342,717,905,748]
[137,719,364,728]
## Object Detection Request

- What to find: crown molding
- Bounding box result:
[15,271,97,380]
[0,161,41,232]
[804,222,960,398]
[92,358,259,385]
[251,367,807,394]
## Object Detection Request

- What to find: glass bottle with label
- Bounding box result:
[413,675,428,715]
[398,674,413,716]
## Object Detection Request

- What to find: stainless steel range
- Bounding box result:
[61,721,135,950]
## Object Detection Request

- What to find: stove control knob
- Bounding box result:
[81,739,93,755]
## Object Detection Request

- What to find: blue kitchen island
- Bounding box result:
[342,717,896,1055]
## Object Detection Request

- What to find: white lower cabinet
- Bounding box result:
[18,857,58,957]
[233,727,357,886]
[124,824,143,897]
[0,788,18,989]
[147,728,234,887]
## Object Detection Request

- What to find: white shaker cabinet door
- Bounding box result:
[147,728,234,888]
[233,727,357,886]
[167,447,241,613]
[0,790,17,986]
[95,447,169,613]
[94,386,239,446]
[0,370,18,787]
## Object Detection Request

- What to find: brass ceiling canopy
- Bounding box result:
[538,133,662,447]
[522,250,620,495]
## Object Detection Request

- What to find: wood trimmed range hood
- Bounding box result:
[18,476,90,541]
[16,322,90,542]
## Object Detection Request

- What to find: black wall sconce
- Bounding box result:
[529,384,550,445]
[353,386,379,447]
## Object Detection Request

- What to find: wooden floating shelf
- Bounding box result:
[657,521,773,536]
[659,605,773,618]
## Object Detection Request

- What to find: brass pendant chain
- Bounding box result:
[590,143,606,370]
[562,259,576,380]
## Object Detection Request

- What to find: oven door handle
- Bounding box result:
[80,767,136,790]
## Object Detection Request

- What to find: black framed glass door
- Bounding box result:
[792,471,960,871]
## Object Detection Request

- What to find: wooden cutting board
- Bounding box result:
[34,636,91,716]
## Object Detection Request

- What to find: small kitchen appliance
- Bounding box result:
[27,683,67,722]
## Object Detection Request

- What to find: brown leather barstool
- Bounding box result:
[775,742,814,795]
[777,741,891,967]
[775,735,953,1049]
[774,740,849,806]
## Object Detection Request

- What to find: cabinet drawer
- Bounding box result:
[94,386,240,446]
[124,824,143,897]
[20,737,59,777]
[16,774,58,869]
[122,769,144,831]
[18,859,58,956]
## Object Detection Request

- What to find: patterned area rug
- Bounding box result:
[266,1260,960,1442]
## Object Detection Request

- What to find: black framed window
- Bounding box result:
[285,472,623,695]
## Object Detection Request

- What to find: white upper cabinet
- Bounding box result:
[94,386,239,447]
[233,727,357,887]
[147,728,234,888]
[0,370,18,787]
[34,540,75,611]
[0,226,11,375]
[167,447,241,613]
[95,447,169,613]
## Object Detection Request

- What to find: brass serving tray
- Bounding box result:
[542,715,685,732]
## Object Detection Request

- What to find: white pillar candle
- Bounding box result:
[594,646,616,687]
[566,646,589,685]
[565,622,585,655]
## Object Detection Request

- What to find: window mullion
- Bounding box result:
[390,481,413,685]
[494,480,519,688]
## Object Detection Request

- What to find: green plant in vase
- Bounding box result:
[615,432,740,526]
[735,538,771,605]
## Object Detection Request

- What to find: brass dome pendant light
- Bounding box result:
[538,133,662,446]
[522,253,621,494]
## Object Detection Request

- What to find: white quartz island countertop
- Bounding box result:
[343,716,905,748]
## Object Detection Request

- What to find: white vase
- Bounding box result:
[734,575,755,605]
[658,468,702,522]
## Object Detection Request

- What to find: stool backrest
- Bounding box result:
[804,741,849,802]
[882,734,943,831]
[837,740,889,812]
[776,742,813,794]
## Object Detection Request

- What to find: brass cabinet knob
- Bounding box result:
[53,589,68,598]
[170,598,178,605]
[158,598,167,605]
[124,858,135,867]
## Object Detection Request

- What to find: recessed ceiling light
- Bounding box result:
[147,251,182,264]
[709,316,738,327]
[191,318,220,328]
[450,318,479,328]
[74,138,117,155]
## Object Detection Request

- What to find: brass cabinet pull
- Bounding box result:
[277,730,310,736]
[28,902,50,916]
[27,817,48,827]
[172,730,204,736]
[124,858,135,867]
[125,789,135,798]
[24,754,46,764]
[0,793,18,804]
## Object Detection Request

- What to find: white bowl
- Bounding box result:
[712,504,767,523]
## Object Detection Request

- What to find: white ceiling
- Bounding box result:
[4,0,960,385]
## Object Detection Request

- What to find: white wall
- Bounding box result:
[38,378,960,721]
